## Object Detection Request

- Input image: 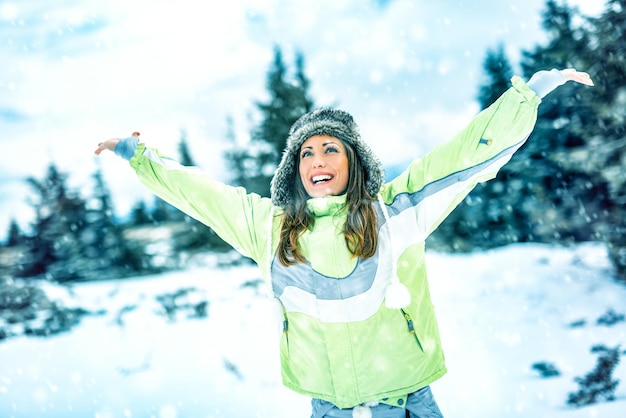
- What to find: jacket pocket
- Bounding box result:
[401,308,424,352]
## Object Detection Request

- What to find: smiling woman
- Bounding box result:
[95,68,593,418]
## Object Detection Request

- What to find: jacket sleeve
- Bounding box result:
[128,144,276,265]
[380,75,541,238]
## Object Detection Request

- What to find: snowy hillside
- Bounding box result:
[1,242,625,418]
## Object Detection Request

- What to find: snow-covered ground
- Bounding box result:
[1,242,625,418]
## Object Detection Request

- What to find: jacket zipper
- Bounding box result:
[401,308,424,352]
[283,314,290,357]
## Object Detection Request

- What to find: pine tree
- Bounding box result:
[429,45,521,250]
[20,163,90,281]
[478,43,514,110]
[512,0,605,245]
[178,129,195,167]
[583,0,626,282]
[521,0,590,72]
[474,45,532,244]
[130,200,152,225]
[225,45,314,197]
[149,129,196,224]
[173,129,228,251]
[254,48,314,155]
[17,163,151,282]
[223,115,249,188]
[85,167,146,278]
[5,219,25,247]
[151,198,177,223]
[520,0,626,262]
[497,0,624,283]
[431,1,615,252]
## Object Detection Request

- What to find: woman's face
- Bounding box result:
[298,135,349,199]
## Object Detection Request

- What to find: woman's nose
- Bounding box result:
[312,155,325,168]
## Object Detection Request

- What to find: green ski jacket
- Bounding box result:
[127,76,541,408]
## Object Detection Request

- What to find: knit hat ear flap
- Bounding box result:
[270,107,384,208]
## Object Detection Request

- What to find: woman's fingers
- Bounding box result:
[561,69,594,86]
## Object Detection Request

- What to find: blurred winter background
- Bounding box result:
[1,0,625,417]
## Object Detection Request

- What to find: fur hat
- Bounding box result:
[270,107,384,208]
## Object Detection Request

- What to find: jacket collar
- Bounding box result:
[306,194,347,217]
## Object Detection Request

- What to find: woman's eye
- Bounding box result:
[301,150,313,158]
[325,147,339,153]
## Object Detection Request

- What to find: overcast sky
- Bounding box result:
[0,0,605,236]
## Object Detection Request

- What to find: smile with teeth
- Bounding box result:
[312,174,333,184]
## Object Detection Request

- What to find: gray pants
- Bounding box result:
[311,386,444,418]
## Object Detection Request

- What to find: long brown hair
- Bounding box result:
[276,140,378,266]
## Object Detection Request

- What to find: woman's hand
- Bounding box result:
[94,132,140,155]
[94,138,120,155]
[560,69,594,86]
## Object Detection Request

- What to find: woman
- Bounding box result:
[96,69,593,418]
